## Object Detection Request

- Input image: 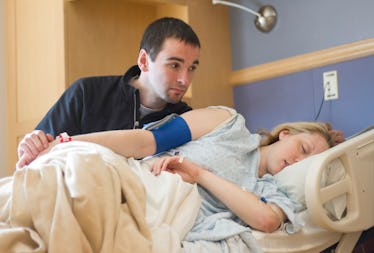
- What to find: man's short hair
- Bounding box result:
[140,17,201,61]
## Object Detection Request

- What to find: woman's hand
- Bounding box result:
[151,155,285,232]
[150,156,201,184]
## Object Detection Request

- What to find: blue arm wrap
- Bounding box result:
[151,116,192,154]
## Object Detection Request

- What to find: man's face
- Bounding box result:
[144,38,200,104]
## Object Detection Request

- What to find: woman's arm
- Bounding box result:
[67,107,232,158]
[151,156,286,233]
[17,107,232,168]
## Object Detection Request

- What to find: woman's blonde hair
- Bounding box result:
[258,121,337,147]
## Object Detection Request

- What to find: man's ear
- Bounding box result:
[279,129,290,140]
[137,49,149,71]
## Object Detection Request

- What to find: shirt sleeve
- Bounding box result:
[35,79,84,137]
[256,174,305,233]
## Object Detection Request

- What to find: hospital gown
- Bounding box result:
[164,106,302,251]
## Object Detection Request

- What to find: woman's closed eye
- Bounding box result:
[301,144,309,154]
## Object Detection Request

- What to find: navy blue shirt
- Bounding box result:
[36,65,192,136]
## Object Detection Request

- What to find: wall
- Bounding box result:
[0,0,7,177]
[229,0,374,69]
[234,55,374,137]
[5,1,232,174]
[229,0,374,137]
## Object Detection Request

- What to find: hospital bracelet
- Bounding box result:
[178,155,185,164]
[58,132,72,143]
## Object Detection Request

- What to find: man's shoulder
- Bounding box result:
[66,75,128,94]
[74,75,123,86]
[69,66,138,90]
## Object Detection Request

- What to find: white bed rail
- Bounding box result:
[305,129,374,233]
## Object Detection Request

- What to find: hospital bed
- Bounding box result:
[254,128,374,253]
[1,125,373,253]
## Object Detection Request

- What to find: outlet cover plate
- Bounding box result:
[323,70,338,100]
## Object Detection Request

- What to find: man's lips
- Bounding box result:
[170,87,185,94]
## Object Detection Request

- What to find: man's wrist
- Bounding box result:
[57,132,72,143]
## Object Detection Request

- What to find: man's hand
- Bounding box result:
[16,130,54,169]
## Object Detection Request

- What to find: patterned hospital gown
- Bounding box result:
[165,106,301,243]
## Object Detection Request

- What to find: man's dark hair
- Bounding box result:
[140,17,201,61]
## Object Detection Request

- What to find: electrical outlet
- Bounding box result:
[323,70,338,100]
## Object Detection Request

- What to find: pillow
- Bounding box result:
[274,155,346,218]
[274,156,316,211]
[320,159,347,220]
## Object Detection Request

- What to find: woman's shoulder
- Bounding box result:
[206,105,238,116]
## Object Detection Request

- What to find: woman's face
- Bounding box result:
[262,130,329,176]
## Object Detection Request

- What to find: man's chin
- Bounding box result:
[167,96,183,104]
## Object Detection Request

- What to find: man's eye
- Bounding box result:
[188,65,197,72]
[169,63,179,69]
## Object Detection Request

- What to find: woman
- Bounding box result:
[150,120,335,234]
[16,106,339,234]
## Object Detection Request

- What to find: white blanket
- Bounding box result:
[0,141,201,253]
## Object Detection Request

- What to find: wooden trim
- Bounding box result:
[230,38,374,86]
[118,0,187,4]
[15,120,40,136]
[5,0,17,175]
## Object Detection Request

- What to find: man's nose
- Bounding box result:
[177,70,192,86]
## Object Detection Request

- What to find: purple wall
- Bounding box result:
[233,55,374,137]
[229,0,374,69]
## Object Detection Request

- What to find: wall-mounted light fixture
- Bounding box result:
[212,0,277,33]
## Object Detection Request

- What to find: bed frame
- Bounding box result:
[306,128,374,253]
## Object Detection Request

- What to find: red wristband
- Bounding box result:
[58,132,72,143]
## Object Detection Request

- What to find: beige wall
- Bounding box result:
[0,0,7,177]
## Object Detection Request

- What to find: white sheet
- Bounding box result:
[0,141,201,253]
[127,157,201,253]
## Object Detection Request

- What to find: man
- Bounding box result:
[16,17,201,168]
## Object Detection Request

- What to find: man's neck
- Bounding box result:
[132,77,167,110]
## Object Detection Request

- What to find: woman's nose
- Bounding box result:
[295,153,308,163]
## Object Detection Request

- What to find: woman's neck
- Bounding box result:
[258,146,268,177]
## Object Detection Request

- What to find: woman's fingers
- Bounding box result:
[150,156,180,176]
[150,157,166,175]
